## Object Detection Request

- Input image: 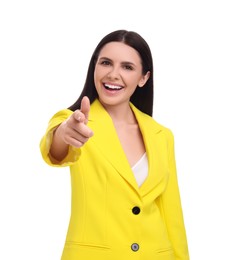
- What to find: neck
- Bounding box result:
[100,101,136,125]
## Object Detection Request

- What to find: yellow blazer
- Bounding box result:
[40,99,189,260]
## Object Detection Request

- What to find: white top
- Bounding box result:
[131,152,148,187]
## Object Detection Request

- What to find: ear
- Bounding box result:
[138,71,150,88]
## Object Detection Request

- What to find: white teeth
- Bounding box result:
[104,84,123,90]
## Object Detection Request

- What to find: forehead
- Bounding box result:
[98,42,141,64]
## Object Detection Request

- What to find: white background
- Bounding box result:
[0,0,231,259]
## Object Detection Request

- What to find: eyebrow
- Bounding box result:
[98,57,137,67]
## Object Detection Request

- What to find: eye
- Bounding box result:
[100,60,111,66]
[123,65,134,70]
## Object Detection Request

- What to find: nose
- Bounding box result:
[107,66,120,80]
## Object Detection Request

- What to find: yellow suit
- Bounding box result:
[40,99,189,260]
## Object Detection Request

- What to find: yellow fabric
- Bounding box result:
[40,99,189,260]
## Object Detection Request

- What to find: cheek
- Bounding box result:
[94,66,98,79]
[94,68,104,93]
[94,66,104,82]
[129,78,141,88]
[94,67,101,85]
[124,71,143,86]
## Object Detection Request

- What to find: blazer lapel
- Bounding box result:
[88,100,139,192]
[131,104,168,198]
[88,99,168,198]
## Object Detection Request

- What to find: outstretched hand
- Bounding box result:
[59,96,93,148]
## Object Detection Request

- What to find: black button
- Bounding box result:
[132,206,140,215]
[131,243,139,252]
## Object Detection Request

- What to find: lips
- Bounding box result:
[103,83,124,91]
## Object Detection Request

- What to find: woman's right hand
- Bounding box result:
[49,96,93,162]
[58,96,94,148]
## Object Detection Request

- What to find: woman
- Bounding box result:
[40,30,189,260]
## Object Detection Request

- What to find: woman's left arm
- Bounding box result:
[160,130,190,260]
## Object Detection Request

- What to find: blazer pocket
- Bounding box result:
[156,247,174,256]
[62,241,111,260]
[65,241,110,250]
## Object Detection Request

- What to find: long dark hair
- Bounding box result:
[68,30,154,116]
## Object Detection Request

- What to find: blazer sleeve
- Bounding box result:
[39,109,81,167]
[159,130,190,260]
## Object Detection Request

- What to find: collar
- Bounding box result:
[88,99,167,197]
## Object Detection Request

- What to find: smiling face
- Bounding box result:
[94,41,150,109]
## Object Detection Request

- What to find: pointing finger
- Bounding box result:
[80,96,90,124]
